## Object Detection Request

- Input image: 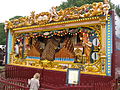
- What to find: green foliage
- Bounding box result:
[9,16,23,20]
[0,23,6,45]
[57,0,120,17]
[0,16,23,45]
[110,3,120,17]
[115,5,120,17]
[58,0,103,10]
[109,2,115,10]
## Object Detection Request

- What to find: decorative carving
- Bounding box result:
[5,2,110,29]
[41,38,59,60]
[74,48,83,62]
[82,33,92,63]
[55,38,75,59]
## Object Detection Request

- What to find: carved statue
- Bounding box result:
[74,48,83,62]
[103,0,110,20]
[19,41,23,58]
[82,33,92,64]
[50,7,64,21]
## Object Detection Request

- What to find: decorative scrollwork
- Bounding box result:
[5,2,110,29]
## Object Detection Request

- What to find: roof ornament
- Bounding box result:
[5,2,110,29]
[103,0,110,20]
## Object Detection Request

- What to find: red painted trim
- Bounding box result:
[111,10,116,78]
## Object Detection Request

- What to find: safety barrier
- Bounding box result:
[0,78,29,90]
[4,64,117,90]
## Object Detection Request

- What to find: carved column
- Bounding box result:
[12,32,15,52]
[100,23,106,55]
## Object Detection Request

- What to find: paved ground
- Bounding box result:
[0,66,5,77]
[0,66,4,69]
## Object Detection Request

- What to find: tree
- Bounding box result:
[58,0,103,10]
[115,5,120,17]
[0,23,6,45]
[0,16,23,45]
[9,16,23,20]
[57,0,120,17]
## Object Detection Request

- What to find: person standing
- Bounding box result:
[28,73,40,90]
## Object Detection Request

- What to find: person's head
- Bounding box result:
[33,73,40,80]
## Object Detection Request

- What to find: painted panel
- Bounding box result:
[7,30,12,64]
[106,14,113,76]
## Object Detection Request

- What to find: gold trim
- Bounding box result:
[10,16,107,76]
[12,17,100,32]
[8,64,106,76]
[5,2,110,29]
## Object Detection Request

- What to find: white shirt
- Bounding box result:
[15,44,19,54]
[29,78,40,90]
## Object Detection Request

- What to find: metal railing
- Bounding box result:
[4,64,117,90]
[0,78,29,90]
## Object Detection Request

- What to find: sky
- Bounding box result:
[0,0,67,22]
[0,0,119,22]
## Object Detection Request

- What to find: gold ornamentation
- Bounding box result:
[5,2,110,29]
[10,52,105,74]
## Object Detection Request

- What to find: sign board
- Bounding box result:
[66,68,80,85]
